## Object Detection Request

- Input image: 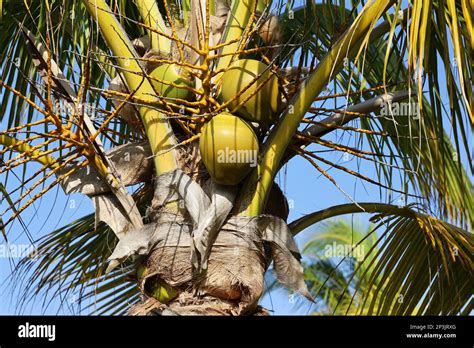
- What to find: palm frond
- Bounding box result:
[12,212,139,315]
[276,1,473,228]
[359,210,473,315]
[290,203,474,315]
[0,0,145,145]
[11,185,153,314]
[302,220,377,314]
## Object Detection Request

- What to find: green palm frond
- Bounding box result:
[352,12,474,228]
[12,185,153,314]
[0,0,148,127]
[290,203,474,315]
[302,220,378,315]
[360,210,473,315]
[13,212,139,315]
[276,1,473,228]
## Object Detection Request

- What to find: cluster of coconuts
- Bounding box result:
[147,58,281,186]
[126,15,282,186]
[109,13,283,186]
[200,59,281,185]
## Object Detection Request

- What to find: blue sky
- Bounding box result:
[1,0,471,315]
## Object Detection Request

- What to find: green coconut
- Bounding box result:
[218,59,280,124]
[136,263,148,279]
[148,279,179,304]
[138,264,179,304]
[199,112,259,185]
[149,63,194,101]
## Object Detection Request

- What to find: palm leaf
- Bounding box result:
[290,203,474,315]
[360,211,473,315]
[276,1,473,228]
[12,212,139,315]
[303,220,379,315]
[12,185,153,314]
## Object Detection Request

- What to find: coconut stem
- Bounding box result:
[134,0,172,54]
[82,0,179,176]
[214,0,257,72]
[0,134,59,168]
[239,0,394,216]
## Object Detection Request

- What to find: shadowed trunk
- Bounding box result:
[61,141,306,316]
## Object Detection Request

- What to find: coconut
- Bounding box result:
[258,15,283,45]
[218,59,280,124]
[149,63,195,101]
[199,113,259,185]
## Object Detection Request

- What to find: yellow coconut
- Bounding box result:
[149,63,194,101]
[219,59,280,124]
[148,279,179,304]
[199,112,259,185]
[138,264,179,304]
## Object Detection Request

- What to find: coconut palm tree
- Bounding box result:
[0,0,472,315]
